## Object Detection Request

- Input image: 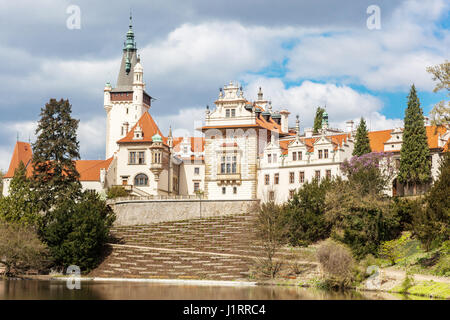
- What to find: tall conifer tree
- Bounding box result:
[31,99,81,211]
[313,106,325,134]
[398,85,431,194]
[352,117,372,156]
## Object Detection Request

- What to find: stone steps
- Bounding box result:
[91,213,316,280]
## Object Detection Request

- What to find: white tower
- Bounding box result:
[104,16,152,159]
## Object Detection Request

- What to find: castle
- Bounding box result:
[3,21,450,201]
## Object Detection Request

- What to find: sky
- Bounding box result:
[0,0,448,171]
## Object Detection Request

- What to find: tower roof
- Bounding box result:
[114,15,138,92]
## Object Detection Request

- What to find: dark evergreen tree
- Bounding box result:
[31,99,81,211]
[352,117,372,156]
[412,153,450,250]
[313,106,325,134]
[398,85,431,194]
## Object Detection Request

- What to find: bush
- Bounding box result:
[106,186,129,199]
[316,240,355,289]
[379,232,411,265]
[40,192,115,272]
[282,179,331,246]
[0,222,49,276]
[391,197,419,231]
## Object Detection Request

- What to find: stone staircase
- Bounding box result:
[90,213,318,280]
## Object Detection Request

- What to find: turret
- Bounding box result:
[133,56,144,106]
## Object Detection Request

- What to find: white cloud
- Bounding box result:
[286,0,449,91]
[155,107,205,138]
[244,78,385,129]
[77,116,106,159]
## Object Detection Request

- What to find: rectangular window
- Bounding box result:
[231,109,236,117]
[292,152,297,161]
[226,109,230,117]
[289,190,295,199]
[233,186,237,194]
[220,154,237,174]
[289,172,295,184]
[324,149,329,159]
[326,169,332,179]
[222,187,226,194]
[194,182,200,192]
[315,170,321,179]
[273,153,277,163]
[194,167,200,175]
[274,173,279,185]
[299,171,305,183]
[138,151,145,164]
[268,154,272,163]
[269,191,275,201]
[265,174,270,185]
[129,152,136,164]
[318,150,323,159]
[298,151,302,160]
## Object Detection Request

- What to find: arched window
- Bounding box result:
[134,173,149,186]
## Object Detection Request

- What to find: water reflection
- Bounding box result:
[0,280,395,300]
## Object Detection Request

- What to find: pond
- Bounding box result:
[0,279,399,300]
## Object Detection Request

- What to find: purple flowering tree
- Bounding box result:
[341,152,395,195]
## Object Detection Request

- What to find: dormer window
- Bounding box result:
[133,124,143,140]
[226,109,230,117]
[324,149,328,159]
[268,154,272,163]
[231,109,236,117]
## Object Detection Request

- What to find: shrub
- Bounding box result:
[391,197,419,231]
[282,179,331,246]
[379,232,411,265]
[40,192,115,272]
[107,186,129,199]
[0,222,50,277]
[316,240,355,289]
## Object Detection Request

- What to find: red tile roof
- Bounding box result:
[4,141,113,182]
[117,112,167,145]
[4,141,33,178]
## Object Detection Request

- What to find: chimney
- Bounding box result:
[279,109,290,133]
[346,120,354,133]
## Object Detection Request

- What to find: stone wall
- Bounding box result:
[107,197,260,226]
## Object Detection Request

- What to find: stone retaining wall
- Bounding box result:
[107,198,260,226]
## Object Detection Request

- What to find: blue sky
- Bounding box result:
[0,0,448,170]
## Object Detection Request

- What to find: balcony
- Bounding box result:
[217,173,241,185]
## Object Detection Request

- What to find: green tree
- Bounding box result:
[313,106,325,134]
[31,98,82,211]
[325,179,400,259]
[41,192,115,272]
[253,201,285,279]
[352,118,372,156]
[426,60,449,126]
[0,161,40,226]
[398,85,431,194]
[411,153,450,251]
[282,178,331,246]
